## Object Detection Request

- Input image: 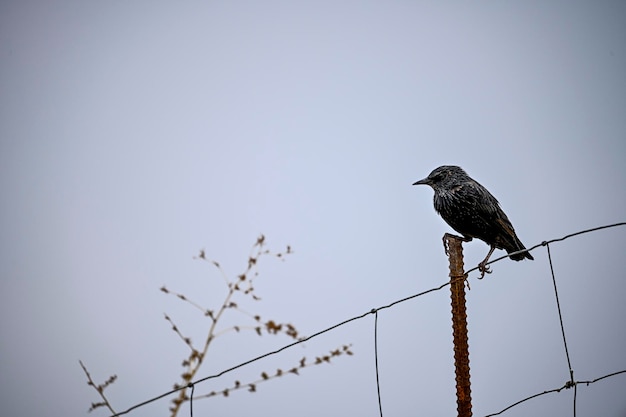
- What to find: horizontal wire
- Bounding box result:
[110,282,451,417]
[467,222,626,277]
[108,222,626,417]
[484,370,626,417]
[577,369,626,385]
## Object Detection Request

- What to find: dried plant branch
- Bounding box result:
[166,235,304,416]
[81,235,350,417]
[163,314,196,352]
[160,287,213,317]
[194,344,354,399]
[79,360,118,415]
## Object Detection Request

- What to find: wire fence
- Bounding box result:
[107,222,626,417]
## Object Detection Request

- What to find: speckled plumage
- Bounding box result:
[414,165,533,262]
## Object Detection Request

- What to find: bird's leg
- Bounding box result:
[478,245,496,279]
[442,233,472,256]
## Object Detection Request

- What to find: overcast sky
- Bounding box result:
[1,2,625,416]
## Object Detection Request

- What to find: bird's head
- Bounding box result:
[413,165,468,191]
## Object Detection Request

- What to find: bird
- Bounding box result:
[413,165,533,276]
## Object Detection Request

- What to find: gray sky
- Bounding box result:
[1,2,625,416]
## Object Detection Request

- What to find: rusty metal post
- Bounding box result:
[445,234,472,417]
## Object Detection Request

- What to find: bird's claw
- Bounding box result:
[478,262,492,279]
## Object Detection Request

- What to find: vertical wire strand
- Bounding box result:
[573,381,578,417]
[374,309,384,417]
[188,383,195,417]
[546,243,575,416]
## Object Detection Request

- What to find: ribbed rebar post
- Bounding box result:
[445,234,472,417]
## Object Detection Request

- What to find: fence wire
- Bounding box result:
[106,222,626,417]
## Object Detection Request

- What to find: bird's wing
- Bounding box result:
[495,216,516,238]
[470,181,518,242]
[469,181,500,217]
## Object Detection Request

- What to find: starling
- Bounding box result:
[413,165,533,275]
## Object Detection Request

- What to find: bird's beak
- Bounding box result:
[412,178,430,186]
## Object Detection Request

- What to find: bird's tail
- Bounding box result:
[507,237,534,261]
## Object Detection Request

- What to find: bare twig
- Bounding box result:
[164,236,302,416]
[79,360,118,415]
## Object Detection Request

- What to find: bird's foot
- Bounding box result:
[477,245,496,279]
[477,261,492,279]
